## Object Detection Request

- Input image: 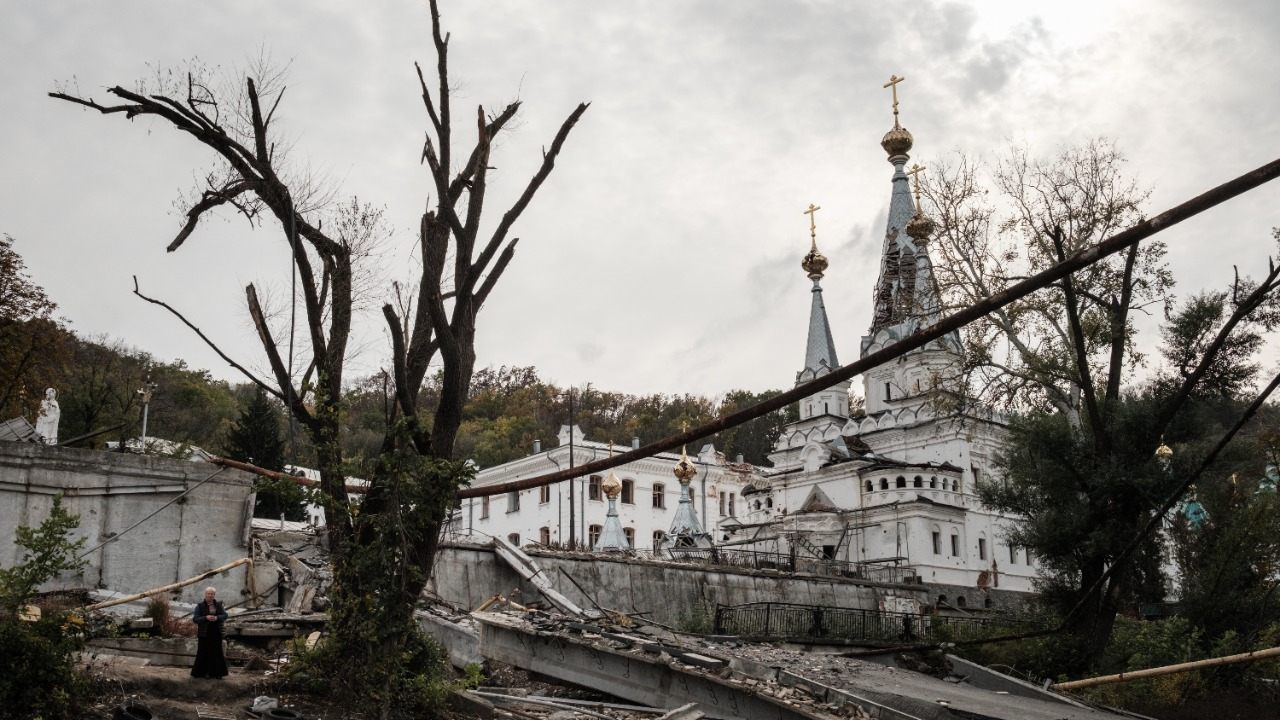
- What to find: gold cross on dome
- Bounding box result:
[803,203,821,240]
[883,74,905,121]
[906,163,926,204]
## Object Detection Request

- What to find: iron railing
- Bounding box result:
[635,547,921,584]
[713,601,1027,643]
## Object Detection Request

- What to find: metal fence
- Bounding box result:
[658,547,921,585]
[713,601,1026,643]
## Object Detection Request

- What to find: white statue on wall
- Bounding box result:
[35,388,60,445]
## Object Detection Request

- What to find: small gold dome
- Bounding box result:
[881,123,913,160]
[1155,438,1173,459]
[802,247,829,279]
[905,211,935,243]
[602,470,621,498]
[673,448,697,482]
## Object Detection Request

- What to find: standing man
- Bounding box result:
[191,587,228,679]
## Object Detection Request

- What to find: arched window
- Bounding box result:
[621,479,635,504]
[623,527,635,548]
[896,476,906,488]
[880,478,889,490]
[507,533,520,546]
[929,476,938,489]
[766,498,773,508]
[957,596,966,607]
[753,500,761,511]
[913,476,923,488]
[588,524,602,547]
[539,527,551,545]
[865,480,874,492]
[937,594,947,605]
[652,482,665,508]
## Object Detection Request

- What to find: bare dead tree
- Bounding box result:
[52,5,586,709]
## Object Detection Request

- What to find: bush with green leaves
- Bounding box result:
[0,494,91,719]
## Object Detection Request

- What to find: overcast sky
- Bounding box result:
[3,1,1278,399]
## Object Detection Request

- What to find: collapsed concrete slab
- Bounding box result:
[467,610,1129,720]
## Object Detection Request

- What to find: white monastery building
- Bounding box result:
[457,425,752,551]
[458,85,1037,594]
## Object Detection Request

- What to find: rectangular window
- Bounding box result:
[1009,545,1018,564]
[652,483,666,509]
[540,485,552,504]
[588,524,602,547]
[589,475,602,501]
[623,527,635,548]
[932,531,941,555]
[978,538,987,561]
[507,490,520,513]
[728,493,736,517]
[539,527,551,545]
[621,479,635,505]
[720,492,727,516]
[1024,549,1033,565]
[653,530,666,549]
[884,381,892,401]
[950,534,959,557]
[507,533,520,546]
[481,496,490,519]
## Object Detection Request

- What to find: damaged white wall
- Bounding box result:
[0,442,265,604]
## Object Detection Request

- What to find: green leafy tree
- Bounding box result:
[0,495,91,718]
[0,235,70,421]
[226,387,306,521]
[926,137,1280,664]
[0,494,87,613]
[981,279,1280,668]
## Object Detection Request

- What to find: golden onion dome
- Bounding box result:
[881,122,913,160]
[673,447,697,482]
[802,246,829,279]
[602,470,622,499]
[905,211,935,244]
[1155,438,1173,459]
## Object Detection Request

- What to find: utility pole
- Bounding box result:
[559,384,591,549]
[137,367,156,453]
[567,389,576,549]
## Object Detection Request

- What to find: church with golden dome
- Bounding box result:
[728,75,1036,601]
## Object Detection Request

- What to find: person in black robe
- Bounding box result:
[191,586,229,678]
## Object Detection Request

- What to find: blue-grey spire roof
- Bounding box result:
[594,493,629,552]
[804,277,839,374]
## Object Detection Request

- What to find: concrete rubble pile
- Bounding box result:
[438,602,1132,720]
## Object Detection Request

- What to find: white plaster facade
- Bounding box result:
[453,425,751,551]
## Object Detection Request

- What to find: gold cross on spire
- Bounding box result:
[906,163,926,205]
[883,74,905,123]
[803,203,821,242]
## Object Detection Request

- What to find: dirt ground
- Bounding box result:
[82,659,320,720]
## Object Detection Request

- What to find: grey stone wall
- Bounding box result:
[431,543,965,627]
[0,442,258,604]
